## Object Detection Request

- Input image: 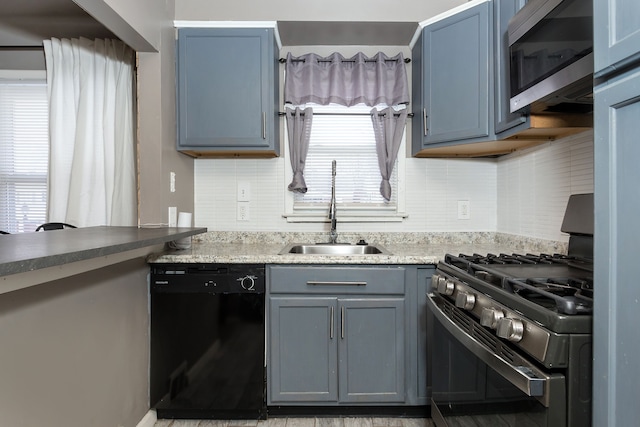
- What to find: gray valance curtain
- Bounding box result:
[284,51,409,199]
[284,52,410,107]
[371,107,408,201]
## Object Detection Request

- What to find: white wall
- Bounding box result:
[194,131,594,238]
[195,156,498,232]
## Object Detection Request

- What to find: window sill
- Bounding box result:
[283,212,408,223]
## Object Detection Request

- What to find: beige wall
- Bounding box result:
[0,258,150,427]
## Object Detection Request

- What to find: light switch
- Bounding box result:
[237,182,250,201]
[170,172,176,193]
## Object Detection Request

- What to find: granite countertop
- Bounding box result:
[147,231,569,265]
[0,226,207,277]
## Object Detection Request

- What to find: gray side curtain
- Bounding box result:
[286,107,313,193]
[371,107,408,201]
[284,52,410,107]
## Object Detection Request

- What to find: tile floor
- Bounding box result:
[154,418,434,427]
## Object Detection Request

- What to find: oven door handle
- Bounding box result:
[427,294,550,404]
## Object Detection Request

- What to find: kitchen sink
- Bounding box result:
[278,243,391,255]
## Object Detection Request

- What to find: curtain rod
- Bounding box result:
[279,111,413,117]
[279,57,411,64]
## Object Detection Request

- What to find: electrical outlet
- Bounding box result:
[168,206,177,227]
[458,200,470,220]
[237,182,250,201]
[237,202,250,221]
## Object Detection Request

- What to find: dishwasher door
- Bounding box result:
[150,264,266,420]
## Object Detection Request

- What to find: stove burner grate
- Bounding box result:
[457,252,592,267]
[506,277,594,315]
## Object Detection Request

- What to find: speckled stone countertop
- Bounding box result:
[0,226,207,277]
[147,231,568,265]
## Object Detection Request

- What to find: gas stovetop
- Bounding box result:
[445,253,594,316]
[430,194,594,370]
[435,252,593,336]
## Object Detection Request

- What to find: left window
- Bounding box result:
[0,74,48,233]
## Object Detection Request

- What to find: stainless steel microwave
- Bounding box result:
[508,0,593,114]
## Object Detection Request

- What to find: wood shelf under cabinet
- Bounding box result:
[414,113,593,158]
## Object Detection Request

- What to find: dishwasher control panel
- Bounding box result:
[150,263,265,293]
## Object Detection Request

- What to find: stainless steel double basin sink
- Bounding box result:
[278,243,391,256]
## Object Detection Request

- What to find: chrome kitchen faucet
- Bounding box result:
[329,160,337,244]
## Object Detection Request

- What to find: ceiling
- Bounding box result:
[0,0,115,47]
[1,0,87,16]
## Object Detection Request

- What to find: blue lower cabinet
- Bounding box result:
[267,265,422,406]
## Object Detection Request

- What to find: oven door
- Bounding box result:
[426,293,567,427]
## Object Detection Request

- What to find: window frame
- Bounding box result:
[283,103,407,223]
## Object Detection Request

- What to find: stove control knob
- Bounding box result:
[437,278,456,296]
[480,308,504,329]
[496,318,524,342]
[455,292,476,310]
[431,274,442,291]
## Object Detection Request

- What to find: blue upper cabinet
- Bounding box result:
[176,27,280,157]
[594,0,640,79]
[412,0,492,150]
[411,0,590,157]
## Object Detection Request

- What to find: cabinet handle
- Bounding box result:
[262,112,266,139]
[341,305,345,339]
[330,306,334,339]
[423,108,428,136]
[307,281,367,286]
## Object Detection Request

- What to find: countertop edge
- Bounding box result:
[0,226,208,277]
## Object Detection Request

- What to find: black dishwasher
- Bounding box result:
[150,263,266,420]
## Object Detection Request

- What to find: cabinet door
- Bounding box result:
[494,0,529,134]
[593,67,640,427]
[338,298,405,403]
[419,1,491,145]
[176,28,275,153]
[594,0,640,78]
[269,297,338,403]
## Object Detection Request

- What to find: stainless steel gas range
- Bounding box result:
[427,194,593,427]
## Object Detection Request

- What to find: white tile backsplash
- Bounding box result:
[497,130,594,241]
[194,130,593,239]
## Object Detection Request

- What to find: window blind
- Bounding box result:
[0,80,49,233]
[293,104,398,209]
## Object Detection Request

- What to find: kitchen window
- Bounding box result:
[283,51,409,222]
[284,103,406,222]
[0,72,49,233]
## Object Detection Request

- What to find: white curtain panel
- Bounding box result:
[43,37,136,227]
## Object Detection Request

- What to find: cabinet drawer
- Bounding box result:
[268,265,405,295]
